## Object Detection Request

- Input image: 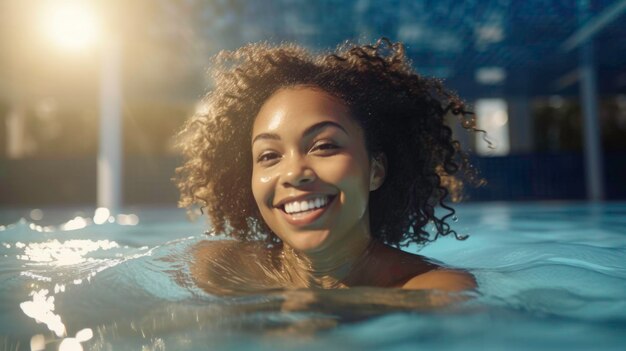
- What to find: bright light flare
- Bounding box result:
[41,1,100,52]
[475,98,510,156]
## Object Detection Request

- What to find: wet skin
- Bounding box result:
[251,86,380,257]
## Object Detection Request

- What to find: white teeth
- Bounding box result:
[282,196,330,214]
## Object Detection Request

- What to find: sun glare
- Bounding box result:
[42,1,100,51]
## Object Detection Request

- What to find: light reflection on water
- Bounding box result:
[0,204,625,350]
[0,208,160,350]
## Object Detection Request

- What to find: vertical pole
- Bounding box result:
[6,103,26,159]
[98,38,122,212]
[509,96,533,153]
[579,0,605,201]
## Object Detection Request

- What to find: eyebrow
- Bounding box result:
[251,121,349,145]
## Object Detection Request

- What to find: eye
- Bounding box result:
[256,151,281,164]
[311,141,339,153]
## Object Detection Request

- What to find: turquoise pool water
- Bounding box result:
[1,202,625,350]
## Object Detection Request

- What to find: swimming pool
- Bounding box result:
[1,202,625,350]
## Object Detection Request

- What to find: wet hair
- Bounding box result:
[175,38,481,248]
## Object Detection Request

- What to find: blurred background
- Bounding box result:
[1,0,625,210]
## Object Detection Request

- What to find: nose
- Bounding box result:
[281,153,316,187]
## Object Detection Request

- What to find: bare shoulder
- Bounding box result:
[189,240,237,290]
[190,239,240,261]
[366,243,469,291]
[190,239,274,270]
[401,268,477,292]
[189,240,275,294]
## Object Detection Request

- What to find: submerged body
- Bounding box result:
[190,239,475,312]
[191,240,475,295]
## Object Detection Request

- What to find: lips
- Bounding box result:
[283,195,329,214]
[277,195,336,227]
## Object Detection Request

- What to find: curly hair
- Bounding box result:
[175,38,480,248]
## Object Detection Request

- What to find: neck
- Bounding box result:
[280,231,374,289]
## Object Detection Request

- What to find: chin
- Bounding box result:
[283,230,332,253]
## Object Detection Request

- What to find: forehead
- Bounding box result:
[252,87,357,136]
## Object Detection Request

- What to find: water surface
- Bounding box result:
[1,203,625,350]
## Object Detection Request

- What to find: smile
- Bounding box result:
[283,196,330,214]
[278,195,336,226]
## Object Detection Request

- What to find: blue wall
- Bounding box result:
[466,153,626,201]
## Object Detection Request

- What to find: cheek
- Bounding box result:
[251,169,272,208]
[319,156,370,195]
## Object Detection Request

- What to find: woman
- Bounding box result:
[176,38,479,296]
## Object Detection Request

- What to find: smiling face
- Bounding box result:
[251,86,385,254]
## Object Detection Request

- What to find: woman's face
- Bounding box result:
[251,86,384,253]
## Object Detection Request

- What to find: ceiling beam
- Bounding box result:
[553,68,580,91]
[561,0,626,52]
